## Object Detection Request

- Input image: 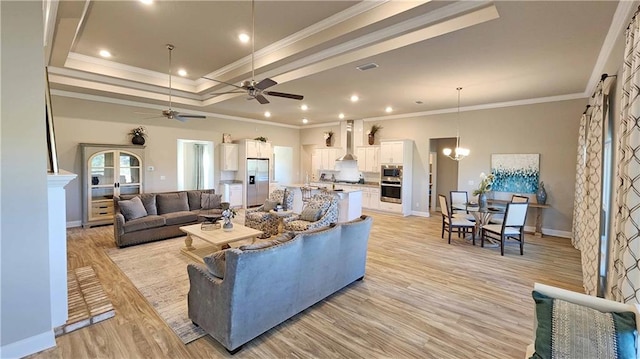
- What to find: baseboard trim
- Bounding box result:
[0,330,55,359]
[66,220,82,228]
[542,228,572,239]
[411,210,430,217]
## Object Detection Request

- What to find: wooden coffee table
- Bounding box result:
[180,223,263,263]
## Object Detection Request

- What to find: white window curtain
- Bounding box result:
[194,143,205,190]
[572,90,605,296]
[607,13,640,304]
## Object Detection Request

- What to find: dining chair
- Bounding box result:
[439,194,476,245]
[489,194,530,225]
[481,202,528,255]
[450,191,475,221]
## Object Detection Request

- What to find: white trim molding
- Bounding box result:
[0,330,56,359]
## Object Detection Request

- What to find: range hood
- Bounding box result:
[336,120,357,161]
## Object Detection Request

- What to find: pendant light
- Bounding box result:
[443,87,470,160]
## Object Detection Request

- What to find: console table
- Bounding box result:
[488,199,551,237]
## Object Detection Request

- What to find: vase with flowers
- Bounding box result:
[222,207,237,231]
[324,131,334,147]
[367,124,382,145]
[129,126,147,145]
[472,172,495,209]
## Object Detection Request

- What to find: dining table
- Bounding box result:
[452,203,505,245]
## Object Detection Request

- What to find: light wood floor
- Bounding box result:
[29,210,582,358]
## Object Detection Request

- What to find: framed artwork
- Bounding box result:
[45,68,59,173]
[490,153,539,193]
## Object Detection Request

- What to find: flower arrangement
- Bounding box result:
[472,172,495,196]
[254,136,267,142]
[129,126,147,138]
[368,124,383,135]
[222,207,237,219]
[323,131,334,140]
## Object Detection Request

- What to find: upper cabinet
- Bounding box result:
[243,140,272,159]
[380,141,406,164]
[220,143,239,171]
[356,146,380,172]
[80,143,145,228]
[313,148,344,171]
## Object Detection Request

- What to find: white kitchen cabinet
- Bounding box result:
[80,143,145,228]
[222,183,243,208]
[220,143,239,171]
[380,141,405,164]
[356,146,380,172]
[242,139,272,159]
[314,148,343,171]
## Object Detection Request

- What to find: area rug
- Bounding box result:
[106,237,206,344]
[56,266,115,336]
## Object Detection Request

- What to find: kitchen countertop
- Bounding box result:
[312,181,379,188]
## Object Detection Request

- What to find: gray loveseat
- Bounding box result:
[114,189,224,247]
[186,215,373,353]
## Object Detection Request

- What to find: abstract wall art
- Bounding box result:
[490,153,539,193]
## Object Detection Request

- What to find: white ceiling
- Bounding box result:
[47,1,624,127]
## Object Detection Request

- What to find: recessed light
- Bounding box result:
[239,33,250,43]
[177,69,187,77]
[99,50,112,58]
[264,111,271,118]
[385,106,393,113]
[350,95,359,102]
[339,113,345,119]
[140,0,153,4]
[302,118,308,124]
[300,104,308,111]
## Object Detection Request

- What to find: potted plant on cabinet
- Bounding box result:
[368,124,382,145]
[324,131,334,147]
[129,126,147,145]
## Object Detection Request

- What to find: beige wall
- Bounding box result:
[433,138,459,204]
[52,97,301,224]
[300,98,586,235]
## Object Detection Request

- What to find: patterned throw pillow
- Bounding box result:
[263,199,279,211]
[203,249,227,279]
[300,207,322,222]
[532,291,637,359]
[118,196,148,221]
[239,240,280,251]
[201,193,222,209]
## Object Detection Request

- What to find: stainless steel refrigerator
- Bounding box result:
[246,159,270,207]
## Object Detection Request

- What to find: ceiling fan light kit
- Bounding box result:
[443,87,470,161]
[203,0,303,105]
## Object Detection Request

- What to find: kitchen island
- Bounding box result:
[282,184,362,222]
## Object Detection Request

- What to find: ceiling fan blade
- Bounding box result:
[264,91,304,101]
[179,114,206,119]
[255,94,270,104]
[202,76,244,90]
[254,78,277,90]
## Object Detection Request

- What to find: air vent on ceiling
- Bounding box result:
[356,63,379,71]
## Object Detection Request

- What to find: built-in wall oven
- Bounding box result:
[380,165,402,203]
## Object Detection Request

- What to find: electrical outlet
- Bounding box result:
[160,175,166,180]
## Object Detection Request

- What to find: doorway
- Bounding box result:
[177,139,214,190]
[273,146,293,184]
[429,138,459,212]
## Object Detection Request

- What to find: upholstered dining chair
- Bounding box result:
[489,194,530,225]
[244,188,295,238]
[450,190,475,221]
[439,194,476,245]
[481,202,528,255]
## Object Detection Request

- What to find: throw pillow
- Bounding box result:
[263,199,279,211]
[300,207,322,222]
[156,192,189,214]
[532,290,637,359]
[240,240,280,251]
[203,249,227,279]
[118,196,148,221]
[201,193,222,210]
[274,231,296,244]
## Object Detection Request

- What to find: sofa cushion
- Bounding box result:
[201,193,222,210]
[263,199,279,211]
[157,192,189,214]
[123,215,165,233]
[118,196,148,221]
[161,211,198,226]
[187,190,213,211]
[532,290,637,359]
[203,249,228,279]
[300,207,322,222]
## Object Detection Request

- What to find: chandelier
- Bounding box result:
[443,87,470,161]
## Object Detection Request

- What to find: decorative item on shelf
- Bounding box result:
[367,124,382,145]
[92,176,99,185]
[222,207,237,232]
[254,136,267,142]
[443,87,470,161]
[472,172,495,209]
[536,181,547,204]
[223,133,232,143]
[324,131,334,147]
[129,126,147,145]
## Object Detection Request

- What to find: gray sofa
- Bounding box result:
[187,215,373,353]
[114,189,223,247]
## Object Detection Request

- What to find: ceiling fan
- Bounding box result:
[160,44,205,122]
[202,0,303,104]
